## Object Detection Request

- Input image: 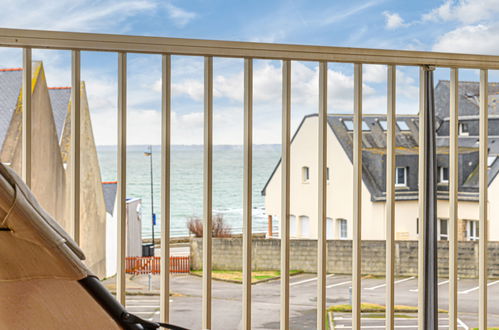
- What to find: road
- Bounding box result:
[124,273,499,329]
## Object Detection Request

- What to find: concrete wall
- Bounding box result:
[63,83,107,277]
[190,238,499,278]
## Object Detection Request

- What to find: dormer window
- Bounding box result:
[379,120,410,131]
[397,120,410,131]
[488,156,497,168]
[343,120,370,131]
[343,120,354,131]
[302,166,310,183]
[459,122,469,136]
[395,167,407,186]
[438,167,449,183]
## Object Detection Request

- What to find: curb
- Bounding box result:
[108,290,182,296]
[189,271,304,285]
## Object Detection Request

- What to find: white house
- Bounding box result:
[262,80,499,241]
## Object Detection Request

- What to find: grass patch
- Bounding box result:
[328,302,446,314]
[361,313,416,319]
[191,270,302,283]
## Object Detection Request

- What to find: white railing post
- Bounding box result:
[22,47,32,187]
[160,54,171,323]
[242,57,253,330]
[479,69,489,329]
[117,52,127,306]
[417,67,427,330]
[352,63,362,330]
[317,60,328,330]
[449,68,459,329]
[280,59,291,330]
[71,50,81,245]
[202,56,213,330]
[385,65,396,330]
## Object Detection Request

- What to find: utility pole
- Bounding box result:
[144,145,155,255]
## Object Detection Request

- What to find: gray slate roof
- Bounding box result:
[102,182,117,215]
[435,80,499,119]
[326,114,425,201]
[0,68,72,148]
[261,80,499,201]
[261,111,499,201]
[48,88,71,142]
[0,69,22,149]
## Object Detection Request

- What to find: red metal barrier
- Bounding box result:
[125,256,189,274]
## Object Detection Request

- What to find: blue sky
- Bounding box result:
[0,0,498,145]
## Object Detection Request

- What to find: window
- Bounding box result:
[439,219,448,240]
[438,167,449,183]
[488,156,497,167]
[290,215,297,237]
[459,122,469,136]
[467,220,479,241]
[343,120,354,130]
[302,166,310,183]
[299,216,310,237]
[379,120,408,131]
[397,120,410,131]
[395,167,407,186]
[338,219,347,239]
[326,167,330,182]
[326,218,334,240]
[343,120,370,131]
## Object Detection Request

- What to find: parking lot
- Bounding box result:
[122,273,499,329]
[331,314,469,329]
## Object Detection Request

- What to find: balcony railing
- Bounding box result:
[0,27,495,329]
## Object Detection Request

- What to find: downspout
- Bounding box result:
[422,65,438,329]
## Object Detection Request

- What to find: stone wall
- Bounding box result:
[190,238,499,278]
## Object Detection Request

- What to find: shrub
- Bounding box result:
[187,217,204,237]
[187,214,232,238]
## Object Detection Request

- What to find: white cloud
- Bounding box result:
[383,11,408,30]
[164,2,197,28]
[424,1,499,55]
[322,1,383,25]
[422,0,454,22]
[433,24,497,54]
[364,65,386,83]
[0,0,157,33]
[422,0,499,24]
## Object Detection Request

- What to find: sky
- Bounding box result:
[0,0,498,145]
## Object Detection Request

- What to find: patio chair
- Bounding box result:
[0,163,186,330]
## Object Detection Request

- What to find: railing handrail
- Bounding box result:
[1,27,499,68]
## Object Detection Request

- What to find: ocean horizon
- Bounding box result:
[97,144,281,238]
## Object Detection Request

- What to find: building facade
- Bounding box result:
[262,80,499,241]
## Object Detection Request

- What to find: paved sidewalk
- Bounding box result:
[102,274,162,295]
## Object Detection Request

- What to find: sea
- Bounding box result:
[97,145,281,238]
